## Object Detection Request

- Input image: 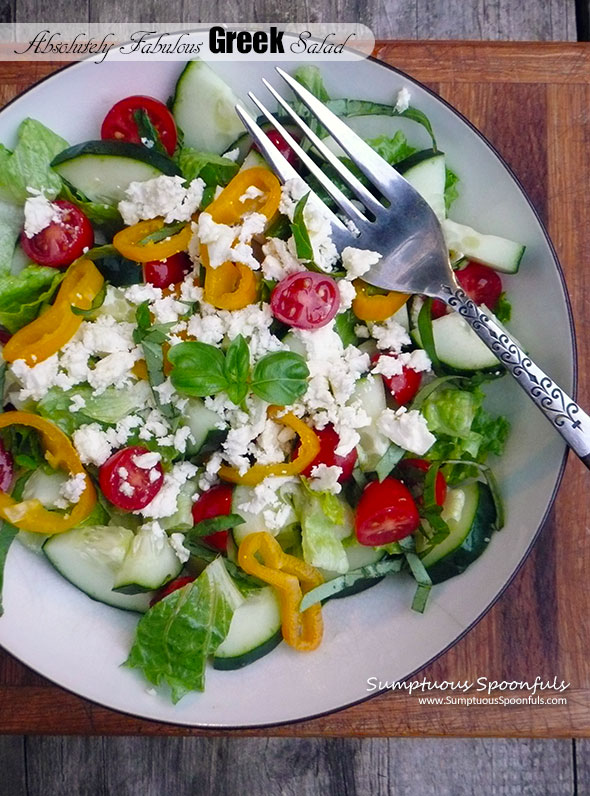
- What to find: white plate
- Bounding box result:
[0,50,573,727]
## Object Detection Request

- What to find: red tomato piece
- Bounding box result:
[0,440,14,493]
[101,95,178,156]
[253,129,298,166]
[431,262,503,318]
[144,252,192,288]
[399,458,447,507]
[270,271,340,330]
[372,354,422,406]
[299,424,357,482]
[355,477,420,546]
[98,445,164,511]
[21,200,94,269]
[192,483,234,552]
[149,575,196,607]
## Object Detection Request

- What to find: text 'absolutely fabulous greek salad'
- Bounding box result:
[0,62,520,702]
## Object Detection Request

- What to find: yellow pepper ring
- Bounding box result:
[238,531,323,652]
[0,412,96,534]
[352,279,410,322]
[218,408,320,486]
[3,258,104,366]
[113,218,192,263]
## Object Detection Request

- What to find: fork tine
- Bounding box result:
[247,91,369,230]
[261,78,386,218]
[276,67,408,198]
[234,102,352,240]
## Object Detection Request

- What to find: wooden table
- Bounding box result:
[1,36,590,796]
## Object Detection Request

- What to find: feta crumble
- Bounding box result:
[341,247,382,280]
[118,175,205,225]
[377,407,436,455]
[135,461,197,519]
[170,532,191,564]
[309,464,343,494]
[395,86,411,113]
[23,193,62,238]
[54,472,86,509]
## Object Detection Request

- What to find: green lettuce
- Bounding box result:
[125,557,244,701]
[444,167,460,212]
[0,264,62,332]
[0,200,25,275]
[294,65,330,102]
[177,147,239,188]
[367,130,416,165]
[297,490,353,574]
[0,119,68,204]
[422,387,479,439]
[58,182,123,232]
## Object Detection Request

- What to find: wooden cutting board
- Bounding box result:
[0,42,589,737]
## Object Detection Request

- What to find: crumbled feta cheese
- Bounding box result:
[179,275,202,303]
[133,451,161,469]
[377,407,435,455]
[118,466,129,479]
[23,193,61,238]
[395,86,411,113]
[136,461,197,519]
[68,393,87,413]
[73,423,115,466]
[240,185,264,203]
[151,295,187,324]
[280,178,339,271]
[120,481,136,497]
[309,464,343,494]
[237,476,298,533]
[153,378,177,405]
[149,468,161,483]
[196,212,237,269]
[173,425,194,453]
[371,316,411,352]
[186,312,225,346]
[261,237,306,282]
[118,175,205,225]
[198,451,223,491]
[82,315,136,355]
[87,351,139,394]
[138,409,170,441]
[170,532,191,563]
[124,284,163,305]
[341,247,382,280]
[337,279,357,312]
[54,472,87,509]
[354,324,370,339]
[222,148,239,162]
[10,355,62,401]
[373,349,431,378]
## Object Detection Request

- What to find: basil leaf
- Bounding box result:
[190,514,244,538]
[0,521,17,617]
[125,558,242,701]
[290,193,314,261]
[168,341,228,397]
[399,535,432,614]
[265,213,291,240]
[177,147,239,187]
[93,252,142,287]
[300,557,403,611]
[71,281,107,316]
[59,182,123,233]
[251,351,309,405]
[375,443,405,482]
[138,221,186,246]
[324,99,437,149]
[334,308,361,347]
[224,334,250,386]
[82,244,118,261]
[134,301,152,334]
[133,108,168,156]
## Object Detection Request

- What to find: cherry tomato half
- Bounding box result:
[253,129,299,167]
[101,95,178,157]
[99,445,164,511]
[150,574,196,607]
[21,200,94,269]
[399,458,447,507]
[431,262,503,318]
[355,477,420,546]
[0,440,14,493]
[192,483,234,552]
[271,271,340,330]
[299,424,357,482]
[144,252,192,289]
[371,354,422,406]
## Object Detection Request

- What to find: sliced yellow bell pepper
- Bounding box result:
[3,258,104,366]
[238,532,323,652]
[352,279,410,322]
[113,218,192,263]
[0,412,96,534]
[202,168,281,310]
[218,408,320,486]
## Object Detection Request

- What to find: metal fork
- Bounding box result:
[235,68,590,469]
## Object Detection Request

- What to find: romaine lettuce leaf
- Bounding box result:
[176,148,239,187]
[0,264,62,332]
[294,65,330,102]
[0,200,25,275]
[444,167,460,213]
[125,557,244,701]
[422,387,479,439]
[367,130,416,165]
[297,491,352,574]
[0,119,68,204]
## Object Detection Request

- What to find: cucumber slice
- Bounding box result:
[321,538,387,596]
[398,149,446,222]
[412,311,500,372]
[418,481,497,583]
[350,376,391,471]
[239,148,270,171]
[442,219,525,274]
[231,483,299,545]
[213,586,282,670]
[182,397,222,454]
[112,527,182,594]
[43,525,152,612]
[22,470,67,509]
[171,61,245,155]
[51,140,180,204]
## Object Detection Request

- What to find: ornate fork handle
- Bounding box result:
[443,286,590,468]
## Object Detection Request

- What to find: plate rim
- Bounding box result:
[0,51,576,731]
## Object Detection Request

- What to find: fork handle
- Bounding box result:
[443,286,590,468]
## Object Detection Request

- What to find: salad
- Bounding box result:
[0,61,522,703]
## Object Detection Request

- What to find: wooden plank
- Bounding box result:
[0,43,587,738]
[22,737,574,795]
[0,736,26,796]
[575,738,590,793]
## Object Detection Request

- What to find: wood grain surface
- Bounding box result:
[0,42,589,739]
